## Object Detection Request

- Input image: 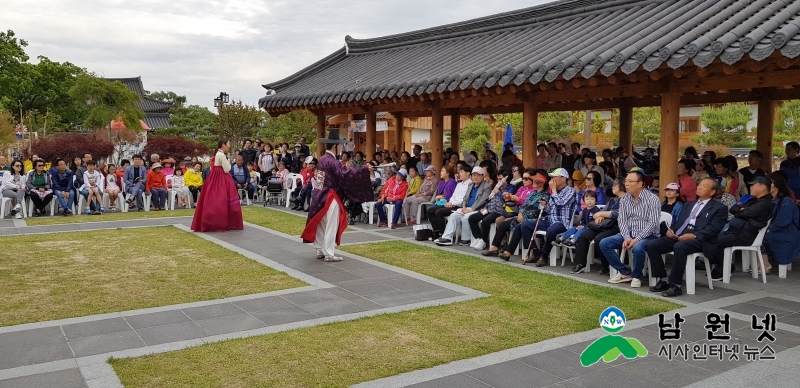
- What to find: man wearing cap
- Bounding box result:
[375,168,409,228]
[706,175,773,281]
[434,166,491,246]
[600,170,661,287]
[301,129,373,262]
[289,143,304,173]
[527,168,577,266]
[645,178,729,297]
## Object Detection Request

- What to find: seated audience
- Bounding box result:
[171,167,191,208]
[576,170,606,213]
[376,168,409,228]
[467,168,529,250]
[707,175,773,280]
[739,150,766,192]
[161,157,176,176]
[104,164,121,212]
[427,165,471,239]
[759,171,800,274]
[124,154,148,211]
[434,166,491,246]
[146,163,168,211]
[661,182,684,226]
[405,166,422,197]
[50,158,75,215]
[185,162,204,203]
[231,155,255,203]
[527,168,578,266]
[26,159,53,216]
[600,170,661,287]
[403,165,438,225]
[645,178,728,297]
[571,178,626,274]
[554,190,599,247]
[677,159,697,202]
[291,158,317,211]
[483,172,550,260]
[1,159,26,219]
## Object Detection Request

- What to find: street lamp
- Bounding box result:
[213,92,229,108]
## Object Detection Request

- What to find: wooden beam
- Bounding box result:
[366,110,377,162]
[522,94,538,167]
[450,112,461,155]
[316,112,326,159]
[618,104,633,155]
[757,97,776,173]
[431,108,444,170]
[393,112,404,153]
[679,68,800,93]
[659,81,680,200]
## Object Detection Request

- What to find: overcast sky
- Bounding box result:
[2,0,551,110]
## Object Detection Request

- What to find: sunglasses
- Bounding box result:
[522,177,532,181]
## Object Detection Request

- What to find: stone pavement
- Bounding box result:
[2,208,800,387]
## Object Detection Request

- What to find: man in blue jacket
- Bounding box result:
[645,178,729,297]
[124,154,148,211]
[50,158,74,216]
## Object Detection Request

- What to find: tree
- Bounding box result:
[68,75,144,131]
[492,113,523,144]
[257,109,316,146]
[0,109,16,151]
[0,30,29,111]
[696,103,753,147]
[14,57,85,125]
[775,99,800,143]
[461,117,492,153]
[31,133,113,162]
[142,136,211,159]
[538,112,576,142]
[632,107,661,147]
[23,108,65,136]
[147,90,187,106]
[216,100,262,151]
[152,104,217,150]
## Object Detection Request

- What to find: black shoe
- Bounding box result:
[458,240,471,246]
[649,280,670,292]
[303,207,310,212]
[33,209,41,217]
[571,264,585,274]
[662,284,683,297]
[598,267,610,276]
[434,238,453,246]
[708,268,724,281]
[482,250,499,257]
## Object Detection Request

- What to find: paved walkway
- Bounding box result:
[1,207,799,387]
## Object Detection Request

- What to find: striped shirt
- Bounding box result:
[547,186,577,226]
[619,189,661,241]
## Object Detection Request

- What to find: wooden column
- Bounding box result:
[584,110,592,147]
[659,83,680,199]
[757,97,776,173]
[618,104,633,154]
[431,108,444,170]
[366,110,377,162]
[522,95,538,167]
[393,112,404,152]
[316,112,326,158]
[450,112,460,155]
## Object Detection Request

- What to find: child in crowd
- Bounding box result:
[81,160,105,214]
[248,161,259,189]
[554,190,599,247]
[105,164,120,212]
[170,167,191,208]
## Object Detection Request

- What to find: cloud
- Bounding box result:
[2,0,550,109]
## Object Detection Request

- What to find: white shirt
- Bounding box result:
[80,170,104,192]
[449,181,470,207]
[214,151,231,173]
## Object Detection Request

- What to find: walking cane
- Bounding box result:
[522,209,545,265]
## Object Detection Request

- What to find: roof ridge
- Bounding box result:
[345,0,651,52]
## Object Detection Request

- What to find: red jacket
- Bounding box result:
[380,176,409,201]
[146,170,167,192]
[300,167,314,184]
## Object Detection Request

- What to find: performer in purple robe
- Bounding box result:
[301,129,373,261]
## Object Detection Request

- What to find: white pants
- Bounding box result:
[314,201,341,258]
[441,210,475,241]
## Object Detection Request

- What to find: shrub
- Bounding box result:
[679,139,701,156]
[31,133,114,163]
[142,136,211,160]
[705,144,731,157]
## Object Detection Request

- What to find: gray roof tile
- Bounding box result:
[260,0,800,110]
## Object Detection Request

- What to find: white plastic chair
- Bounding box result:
[28,196,57,216]
[779,263,793,279]
[529,215,574,266]
[722,221,770,284]
[102,191,125,212]
[1,197,27,219]
[284,174,304,208]
[685,252,714,295]
[614,212,673,286]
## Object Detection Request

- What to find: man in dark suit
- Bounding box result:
[645,178,729,297]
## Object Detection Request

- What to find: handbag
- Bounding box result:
[587,218,616,233]
[413,224,434,241]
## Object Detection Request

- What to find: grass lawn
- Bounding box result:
[24,208,196,226]
[0,226,306,326]
[111,241,680,388]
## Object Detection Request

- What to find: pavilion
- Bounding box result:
[106,77,173,130]
[259,0,800,193]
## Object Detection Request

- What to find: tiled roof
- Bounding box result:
[143,113,171,130]
[260,0,800,110]
[106,77,175,113]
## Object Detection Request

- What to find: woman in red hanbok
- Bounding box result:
[191,139,243,232]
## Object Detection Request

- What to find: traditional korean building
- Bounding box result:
[106,77,173,130]
[259,0,800,195]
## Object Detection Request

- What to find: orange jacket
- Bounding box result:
[146,170,167,192]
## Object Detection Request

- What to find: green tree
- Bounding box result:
[0,109,16,150]
[216,100,263,152]
[776,99,800,143]
[0,30,29,110]
[461,117,492,153]
[257,109,317,147]
[153,104,218,150]
[632,107,661,147]
[538,111,576,141]
[147,90,187,106]
[23,108,65,137]
[492,113,523,144]
[696,103,753,147]
[14,57,85,125]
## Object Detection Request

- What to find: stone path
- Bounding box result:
[2,208,800,387]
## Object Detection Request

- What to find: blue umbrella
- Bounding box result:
[504,123,514,147]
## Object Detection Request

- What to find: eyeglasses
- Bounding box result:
[522,177,531,181]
